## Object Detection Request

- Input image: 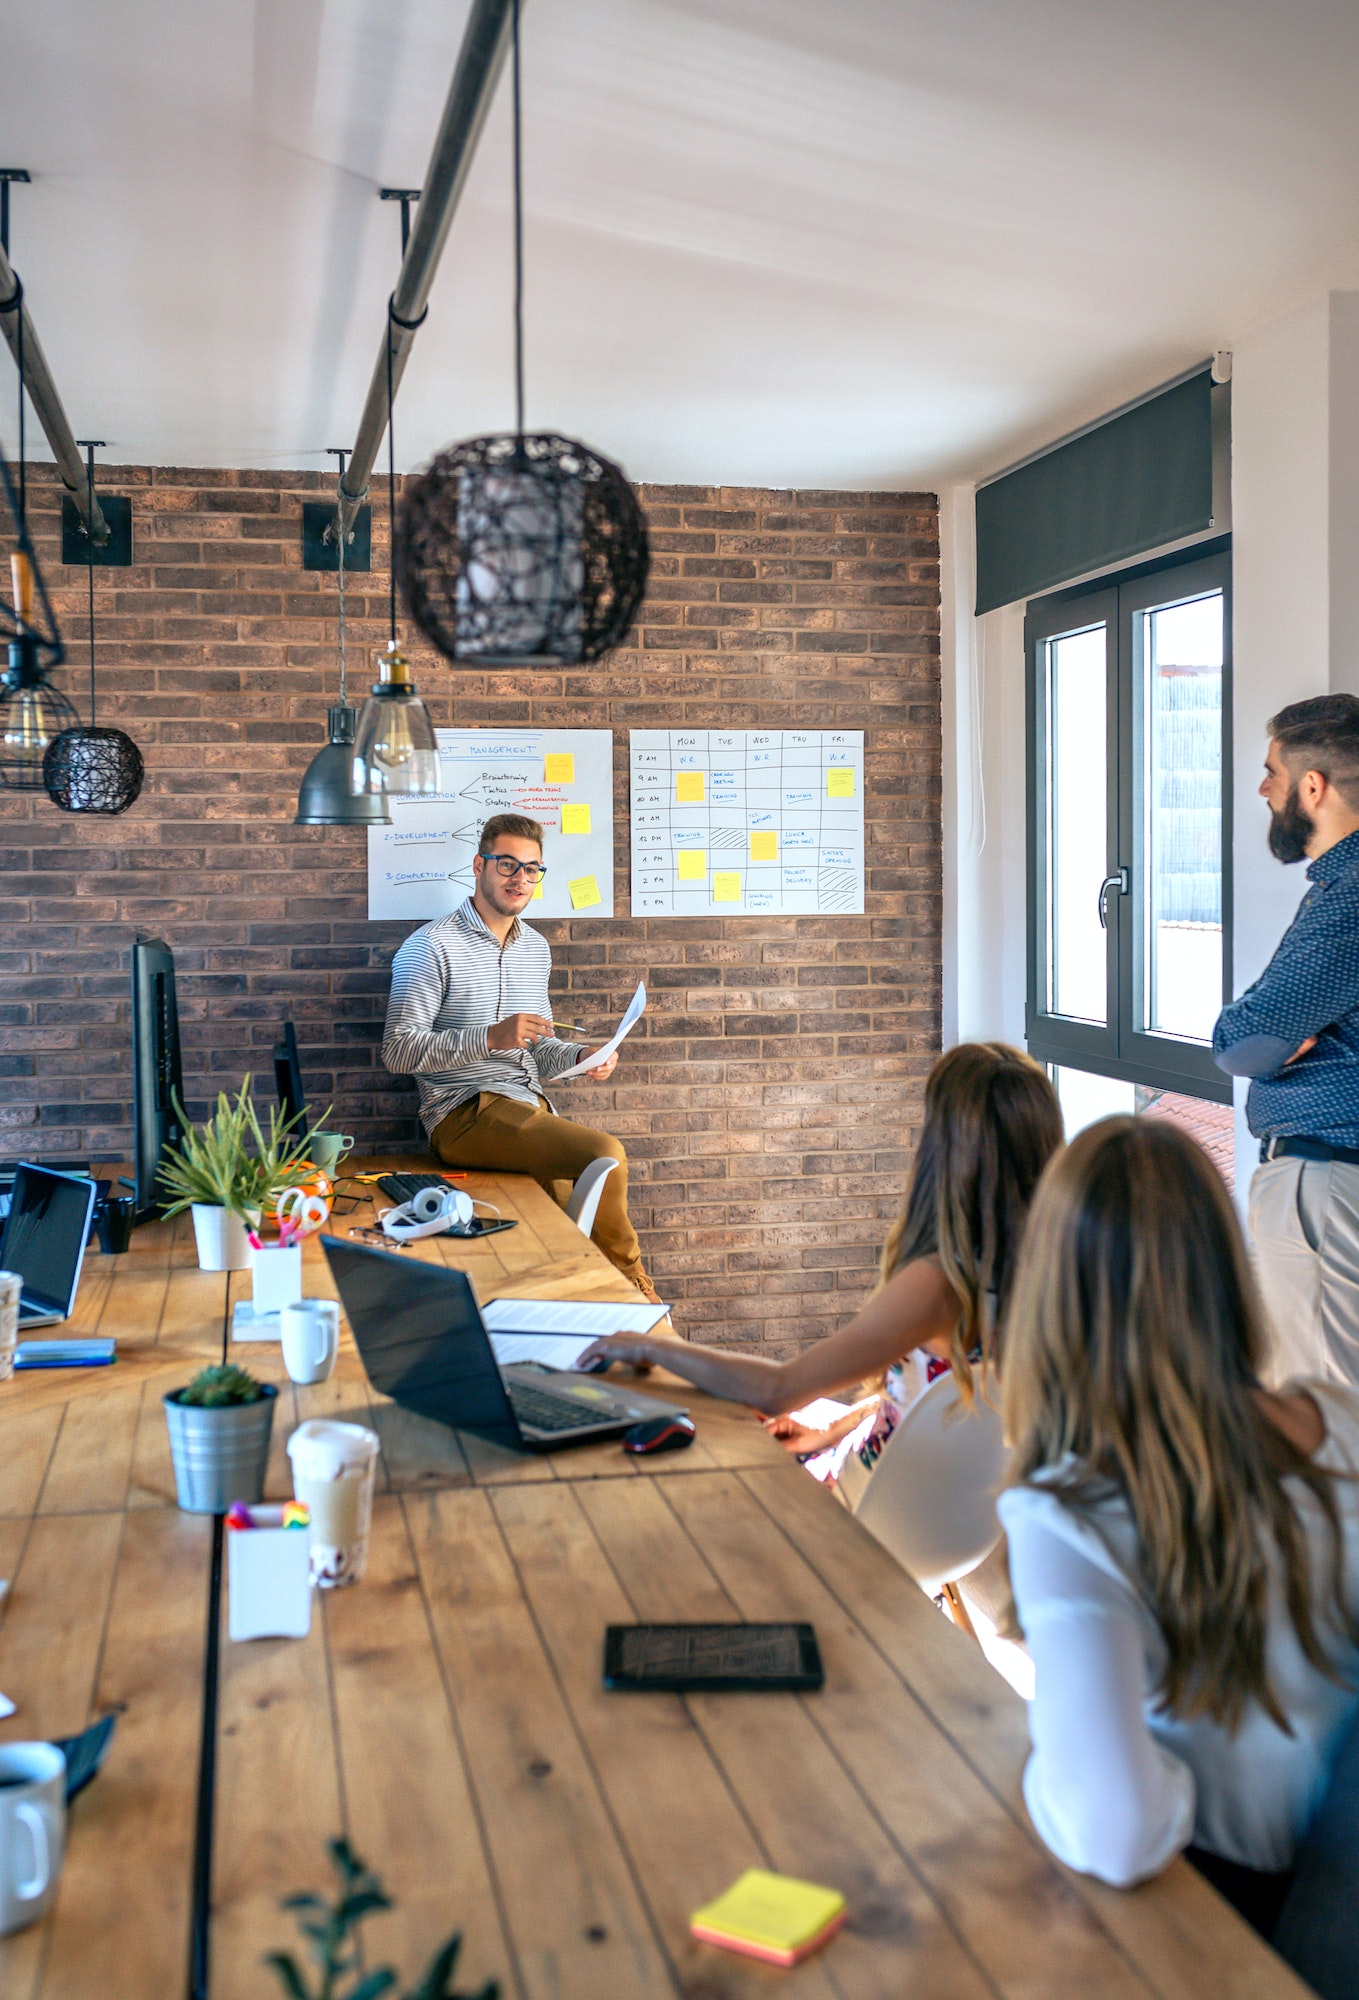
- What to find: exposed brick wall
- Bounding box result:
[0,467,940,1352]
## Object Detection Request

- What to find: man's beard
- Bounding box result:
[1268,784,1314,864]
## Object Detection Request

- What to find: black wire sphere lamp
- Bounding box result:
[394,0,649,669]
[397,432,649,667]
[42,445,144,815]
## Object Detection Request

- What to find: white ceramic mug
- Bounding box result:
[287,1418,379,1587]
[280,1299,340,1385]
[0,1742,66,1937]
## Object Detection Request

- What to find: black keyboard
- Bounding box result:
[376,1173,461,1204]
[508,1383,608,1433]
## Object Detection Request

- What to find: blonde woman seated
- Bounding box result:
[575,1042,1062,1493]
[999,1117,1359,1931]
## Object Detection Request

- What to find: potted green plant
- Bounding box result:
[163,1363,278,1514]
[156,1078,318,1271]
[267,1837,498,2000]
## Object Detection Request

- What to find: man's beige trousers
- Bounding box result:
[1250,1155,1359,1386]
[430,1091,647,1291]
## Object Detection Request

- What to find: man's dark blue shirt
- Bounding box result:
[1214,827,1359,1146]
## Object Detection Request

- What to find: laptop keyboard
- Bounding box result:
[377,1173,461,1204]
[508,1383,608,1433]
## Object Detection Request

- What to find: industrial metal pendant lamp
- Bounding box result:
[349,332,440,799]
[396,0,649,668]
[295,454,391,825]
[43,443,144,815]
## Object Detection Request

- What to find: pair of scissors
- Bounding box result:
[275,1186,330,1236]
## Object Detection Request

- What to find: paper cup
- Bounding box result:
[286,1419,379,1588]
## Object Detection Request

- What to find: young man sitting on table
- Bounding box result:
[382,812,660,1303]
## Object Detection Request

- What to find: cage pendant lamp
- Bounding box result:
[0,429,78,792]
[396,0,649,669]
[295,456,391,825]
[43,445,144,815]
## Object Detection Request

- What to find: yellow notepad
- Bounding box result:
[690,1868,845,1967]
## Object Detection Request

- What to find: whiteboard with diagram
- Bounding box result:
[628,729,865,916]
[367,728,614,921]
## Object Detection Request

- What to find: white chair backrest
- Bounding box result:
[851,1370,1009,1595]
[565,1156,619,1239]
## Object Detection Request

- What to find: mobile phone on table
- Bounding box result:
[603,1622,823,1693]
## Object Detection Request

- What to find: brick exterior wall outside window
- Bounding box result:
[0,467,940,1354]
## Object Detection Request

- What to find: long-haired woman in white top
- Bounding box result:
[999,1114,1359,1932]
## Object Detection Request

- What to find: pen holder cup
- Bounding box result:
[251,1245,303,1319]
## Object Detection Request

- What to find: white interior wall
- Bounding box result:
[940,287,1359,1196]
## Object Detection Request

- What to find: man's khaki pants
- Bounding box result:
[1250,1155,1359,1386]
[431,1092,647,1290]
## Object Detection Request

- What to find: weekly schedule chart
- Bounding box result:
[629,729,865,916]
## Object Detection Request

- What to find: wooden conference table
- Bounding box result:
[0,1160,1313,2000]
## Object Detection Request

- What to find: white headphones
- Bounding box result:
[379,1184,492,1243]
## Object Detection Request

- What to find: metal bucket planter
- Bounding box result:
[163,1385,278,1513]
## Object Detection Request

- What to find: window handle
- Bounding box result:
[1098,868,1130,930]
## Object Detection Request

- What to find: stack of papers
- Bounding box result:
[482,1297,670,1370]
[689,1869,846,1967]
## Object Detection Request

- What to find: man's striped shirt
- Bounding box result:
[382,899,580,1135]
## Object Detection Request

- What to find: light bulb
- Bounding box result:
[350,644,440,798]
[3,688,52,757]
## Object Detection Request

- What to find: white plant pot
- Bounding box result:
[190,1205,257,1273]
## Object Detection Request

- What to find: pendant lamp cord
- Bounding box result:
[337,467,347,707]
[511,0,525,443]
[386,313,398,646]
[85,446,96,726]
[15,286,24,536]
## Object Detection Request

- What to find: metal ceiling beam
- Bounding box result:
[0,239,110,546]
[336,0,518,539]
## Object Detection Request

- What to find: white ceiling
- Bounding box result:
[3,0,1359,490]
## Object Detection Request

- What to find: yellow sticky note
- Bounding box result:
[675,771,705,803]
[749,830,778,861]
[826,767,855,798]
[561,802,591,835]
[544,752,575,784]
[712,872,742,902]
[532,879,544,899]
[569,875,602,910]
[677,849,707,880]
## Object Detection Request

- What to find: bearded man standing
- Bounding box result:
[1214,694,1359,1383]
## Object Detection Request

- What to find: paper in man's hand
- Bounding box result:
[555,981,646,1079]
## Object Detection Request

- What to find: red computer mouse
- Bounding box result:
[622,1413,697,1454]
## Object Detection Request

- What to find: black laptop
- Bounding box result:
[0,1163,99,1328]
[320,1235,689,1451]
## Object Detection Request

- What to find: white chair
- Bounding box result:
[565,1156,618,1239]
[851,1370,1009,1631]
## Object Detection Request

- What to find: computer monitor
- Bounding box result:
[131,936,185,1218]
[274,1020,308,1135]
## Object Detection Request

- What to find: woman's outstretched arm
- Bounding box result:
[573,1259,958,1415]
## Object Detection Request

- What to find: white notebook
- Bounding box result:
[482,1296,670,1370]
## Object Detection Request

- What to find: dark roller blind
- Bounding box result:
[975,369,1214,615]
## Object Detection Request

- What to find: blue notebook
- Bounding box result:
[14,1338,116,1369]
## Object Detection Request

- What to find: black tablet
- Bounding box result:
[603,1622,823,1693]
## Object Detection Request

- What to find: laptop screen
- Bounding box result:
[0,1165,96,1314]
[320,1236,521,1450]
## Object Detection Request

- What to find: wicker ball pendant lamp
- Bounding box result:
[43,444,144,815]
[397,0,649,669]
